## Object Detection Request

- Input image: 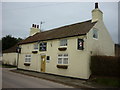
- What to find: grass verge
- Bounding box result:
[89,76,120,87]
[2,64,17,68]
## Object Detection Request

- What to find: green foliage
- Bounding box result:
[91,77,120,87]
[2,35,22,50]
[90,56,120,77]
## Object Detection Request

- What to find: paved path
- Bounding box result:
[2,68,73,88]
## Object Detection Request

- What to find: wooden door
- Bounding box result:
[41,55,46,72]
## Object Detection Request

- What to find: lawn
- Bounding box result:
[89,76,120,87]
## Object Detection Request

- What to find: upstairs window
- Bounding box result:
[93,29,98,39]
[34,43,38,50]
[25,55,31,63]
[58,54,68,64]
[60,39,67,46]
[39,42,47,51]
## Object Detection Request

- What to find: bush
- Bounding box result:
[90,56,120,77]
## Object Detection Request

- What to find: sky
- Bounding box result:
[1,1,119,43]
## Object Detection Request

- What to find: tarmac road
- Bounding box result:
[2,68,73,88]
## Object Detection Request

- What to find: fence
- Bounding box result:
[90,56,120,77]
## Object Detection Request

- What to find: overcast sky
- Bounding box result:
[1,2,118,43]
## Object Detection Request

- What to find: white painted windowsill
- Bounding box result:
[93,38,98,40]
[59,46,67,48]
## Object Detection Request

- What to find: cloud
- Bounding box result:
[2,2,118,43]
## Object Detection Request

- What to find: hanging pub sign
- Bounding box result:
[39,42,47,51]
[78,39,84,50]
[16,46,21,53]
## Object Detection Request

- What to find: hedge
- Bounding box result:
[90,56,120,77]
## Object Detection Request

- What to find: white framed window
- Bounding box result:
[58,54,68,64]
[34,43,38,50]
[60,39,67,46]
[93,29,98,39]
[25,55,31,62]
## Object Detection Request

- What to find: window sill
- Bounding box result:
[32,51,38,54]
[58,47,67,51]
[59,46,67,48]
[56,65,68,69]
[93,38,98,40]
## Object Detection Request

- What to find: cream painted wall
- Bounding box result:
[87,20,115,56]
[18,53,40,71]
[18,43,40,72]
[92,8,103,22]
[18,20,115,79]
[45,37,91,79]
[2,53,17,66]
[18,36,92,79]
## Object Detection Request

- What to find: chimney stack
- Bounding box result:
[92,2,103,22]
[34,24,36,28]
[95,2,98,9]
[32,24,34,27]
[37,25,39,29]
[30,24,40,36]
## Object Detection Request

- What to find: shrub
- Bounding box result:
[90,56,120,77]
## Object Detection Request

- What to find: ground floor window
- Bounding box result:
[58,54,68,64]
[25,54,31,63]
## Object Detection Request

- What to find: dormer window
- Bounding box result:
[60,39,67,46]
[93,29,98,39]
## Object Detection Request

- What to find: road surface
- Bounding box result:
[2,68,73,88]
